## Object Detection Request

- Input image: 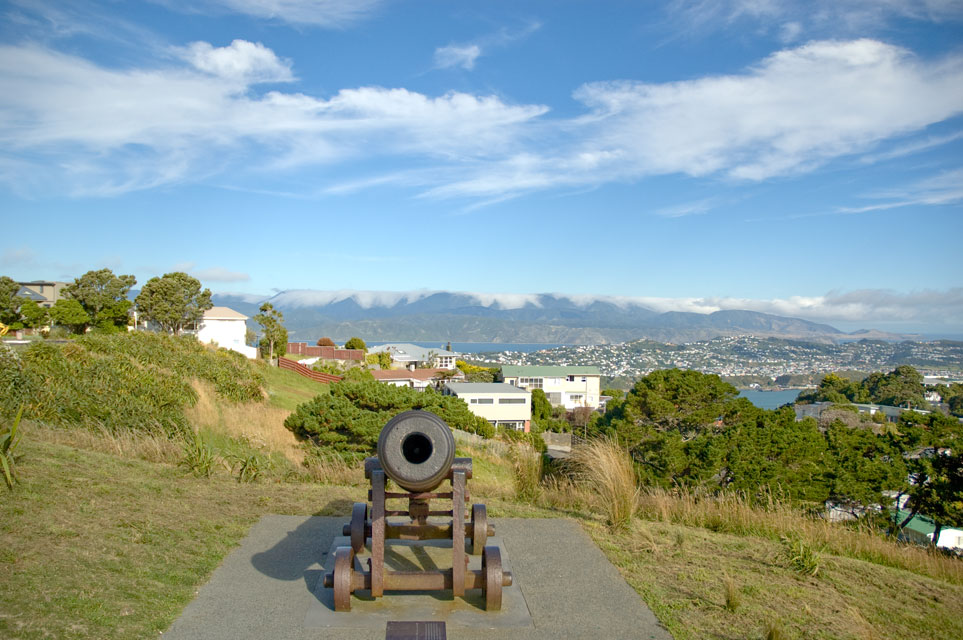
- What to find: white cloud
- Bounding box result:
[571,39,963,182]
[0,42,547,195]
[1,38,962,202]
[434,45,482,70]
[191,0,384,27]
[192,267,251,282]
[178,40,294,83]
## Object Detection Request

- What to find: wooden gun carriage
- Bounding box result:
[323,410,511,611]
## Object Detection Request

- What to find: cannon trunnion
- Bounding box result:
[323,410,511,612]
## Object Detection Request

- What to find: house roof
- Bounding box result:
[15,286,46,302]
[202,306,248,320]
[368,343,458,361]
[501,365,601,377]
[372,368,464,381]
[445,382,530,395]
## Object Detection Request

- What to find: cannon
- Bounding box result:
[323,410,511,612]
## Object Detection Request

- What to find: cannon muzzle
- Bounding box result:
[376,410,456,492]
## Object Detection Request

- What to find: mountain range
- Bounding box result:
[210,290,910,344]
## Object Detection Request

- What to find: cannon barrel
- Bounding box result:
[376,410,456,492]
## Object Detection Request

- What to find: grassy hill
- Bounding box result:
[1,335,961,639]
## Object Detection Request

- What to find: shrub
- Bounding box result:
[284,381,494,454]
[230,452,270,483]
[781,534,821,576]
[180,432,218,478]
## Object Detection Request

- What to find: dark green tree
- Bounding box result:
[254,302,287,360]
[63,268,136,331]
[134,272,212,334]
[19,299,49,329]
[344,337,367,351]
[824,420,906,509]
[0,276,23,326]
[49,299,90,334]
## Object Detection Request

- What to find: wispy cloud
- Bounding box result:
[192,267,251,282]
[434,44,482,70]
[859,130,963,164]
[0,246,36,267]
[433,21,541,71]
[176,0,385,27]
[654,198,717,218]
[837,167,963,213]
[667,0,963,40]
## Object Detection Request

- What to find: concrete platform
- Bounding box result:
[162,515,671,640]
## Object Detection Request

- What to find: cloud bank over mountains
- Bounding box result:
[251,287,962,331]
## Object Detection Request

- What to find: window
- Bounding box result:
[519,377,543,389]
[471,397,493,404]
[568,394,584,404]
[567,375,575,382]
[499,398,526,404]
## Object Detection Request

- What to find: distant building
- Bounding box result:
[794,401,930,423]
[16,280,69,308]
[444,382,531,432]
[894,509,963,551]
[371,368,465,390]
[368,343,459,370]
[196,306,257,359]
[500,365,602,410]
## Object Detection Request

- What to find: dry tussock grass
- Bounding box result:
[30,423,181,464]
[567,437,638,531]
[300,451,366,486]
[186,381,305,465]
[636,486,963,585]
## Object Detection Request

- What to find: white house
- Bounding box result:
[196,306,257,359]
[500,365,602,410]
[444,382,531,432]
[367,343,459,370]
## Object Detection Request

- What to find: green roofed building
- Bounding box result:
[894,509,963,551]
[500,365,602,410]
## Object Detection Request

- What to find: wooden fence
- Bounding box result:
[286,343,364,361]
[278,356,343,384]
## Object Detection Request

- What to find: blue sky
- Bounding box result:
[1,0,962,334]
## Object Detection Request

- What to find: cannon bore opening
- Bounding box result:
[402,433,433,465]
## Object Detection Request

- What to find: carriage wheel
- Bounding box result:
[471,503,488,555]
[350,502,368,554]
[332,546,354,612]
[482,545,503,611]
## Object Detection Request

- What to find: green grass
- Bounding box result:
[0,437,357,640]
[256,360,328,411]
